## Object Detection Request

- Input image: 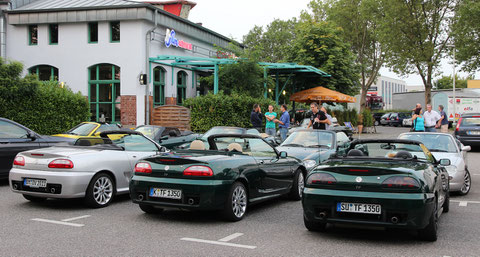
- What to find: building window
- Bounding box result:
[49,24,58,44]
[177,71,187,104]
[28,25,38,45]
[88,64,121,123]
[28,65,59,81]
[153,66,165,106]
[88,22,98,43]
[110,21,120,42]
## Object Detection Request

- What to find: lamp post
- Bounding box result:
[452,47,456,126]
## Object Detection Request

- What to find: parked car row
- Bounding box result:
[378,112,412,127]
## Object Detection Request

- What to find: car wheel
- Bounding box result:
[85,173,115,208]
[418,198,438,241]
[223,182,247,222]
[288,169,304,201]
[304,216,327,232]
[459,169,471,195]
[442,191,450,213]
[139,204,164,214]
[23,194,47,202]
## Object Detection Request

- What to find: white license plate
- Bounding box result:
[24,178,47,188]
[467,131,480,135]
[149,188,182,199]
[336,202,381,214]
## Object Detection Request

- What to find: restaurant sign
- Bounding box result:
[164,29,192,51]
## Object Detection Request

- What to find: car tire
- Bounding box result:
[288,169,304,201]
[139,204,164,214]
[23,194,46,202]
[223,182,247,222]
[304,216,327,232]
[418,199,438,242]
[442,191,450,213]
[84,173,115,208]
[459,169,471,196]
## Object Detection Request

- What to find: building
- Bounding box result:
[367,75,407,110]
[406,85,425,92]
[0,0,237,126]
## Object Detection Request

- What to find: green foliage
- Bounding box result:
[183,92,276,133]
[452,0,480,72]
[434,75,470,89]
[331,108,359,127]
[0,58,90,135]
[361,109,374,127]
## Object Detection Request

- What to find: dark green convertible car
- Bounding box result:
[129,134,307,221]
[302,139,450,241]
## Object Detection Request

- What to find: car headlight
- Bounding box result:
[303,160,317,169]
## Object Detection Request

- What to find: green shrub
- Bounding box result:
[184,92,276,133]
[361,109,374,127]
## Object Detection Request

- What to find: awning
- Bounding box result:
[289,86,356,103]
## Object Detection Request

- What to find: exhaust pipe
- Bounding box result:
[188,198,195,205]
[391,216,399,224]
[50,188,56,194]
[137,194,144,201]
[12,184,18,190]
[319,211,327,219]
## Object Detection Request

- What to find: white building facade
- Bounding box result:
[368,75,407,110]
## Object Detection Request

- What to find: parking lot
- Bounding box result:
[0,126,478,256]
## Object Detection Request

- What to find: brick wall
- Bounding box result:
[120,95,136,126]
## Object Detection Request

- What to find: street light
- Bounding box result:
[452,46,456,126]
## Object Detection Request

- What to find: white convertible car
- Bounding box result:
[9,131,166,207]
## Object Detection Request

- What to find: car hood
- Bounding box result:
[431,152,462,166]
[277,146,330,161]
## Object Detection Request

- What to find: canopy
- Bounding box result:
[289,86,356,103]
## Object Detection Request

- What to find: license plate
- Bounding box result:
[23,178,47,188]
[149,188,182,199]
[336,202,381,214]
[467,131,480,135]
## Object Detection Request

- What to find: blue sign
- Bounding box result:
[164,29,192,50]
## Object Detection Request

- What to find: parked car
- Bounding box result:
[379,112,393,126]
[388,112,412,127]
[288,119,353,139]
[403,117,413,127]
[455,113,480,147]
[135,125,199,149]
[302,139,450,241]
[53,122,122,139]
[0,117,74,179]
[129,134,306,221]
[277,130,350,170]
[398,132,472,195]
[9,131,166,207]
[372,113,384,126]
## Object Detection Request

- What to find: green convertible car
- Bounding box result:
[302,139,451,241]
[129,134,306,221]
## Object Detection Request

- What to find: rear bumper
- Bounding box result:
[129,175,232,210]
[302,188,434,229]
[455,135,480,146]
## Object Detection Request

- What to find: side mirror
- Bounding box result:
[279,151,288,158]
[462,145,471,152]
[27,131,37,140]
[439,158,451,166]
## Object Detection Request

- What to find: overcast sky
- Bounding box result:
[188,0,477,86]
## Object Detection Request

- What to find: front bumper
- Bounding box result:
[302,188,434,229]
[129,175,233,210]
[9,168,93,198]
[448,169,466,192]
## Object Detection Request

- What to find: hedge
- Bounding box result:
[183,92,276,133]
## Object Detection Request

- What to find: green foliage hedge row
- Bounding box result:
[0,59,90,135]
[329,108,374,128]
[184,92,276,133]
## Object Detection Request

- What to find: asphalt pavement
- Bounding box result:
[0,125,478,256]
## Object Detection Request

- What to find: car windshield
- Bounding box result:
[201,127,244,140]
[136,126,161,139]
[281,131,334,149]
[461,117,480,127]
[398,134,457,153]
[381,113,390,119]
[67,123,97,136]
[350,142,432,162]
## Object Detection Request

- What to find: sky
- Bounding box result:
[187,0,478,86]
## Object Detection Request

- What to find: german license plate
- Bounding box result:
[337,202,381,214]
[149,188,182,199]
[467,131,480,135]
[23,178,47,188]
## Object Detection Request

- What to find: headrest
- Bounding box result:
[227,143,243,153]
[189,140,206,150]
[394,151,413,159]
[347,149,364,156]
[260,133,269,139]
[169,131,177,137]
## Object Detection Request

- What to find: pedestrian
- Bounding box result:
[306,102,329,130]
[423,104,441,132]
[412,107,425,132]
[265,105,277,136]
[274,104,290,141]
[250,104,263,132]
[321,106,333,130]
[437,105,449,133]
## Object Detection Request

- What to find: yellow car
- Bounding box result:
[53,122,122,139]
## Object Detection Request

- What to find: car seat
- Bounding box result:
[227,143,243,153]
[189,140,206,150]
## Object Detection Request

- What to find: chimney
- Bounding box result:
[144,1,196,19]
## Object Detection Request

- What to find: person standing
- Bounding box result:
[321,106,333,130]
[250,104,263,132]
[265,105,277,136]
[412,108,425,132]
[306,102,329,130]
[437,105,449,133]
[423,104,441,132]
[275,104,290,141]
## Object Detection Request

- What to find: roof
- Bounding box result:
[12,0,144,11]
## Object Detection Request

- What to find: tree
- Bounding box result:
[452,0,480,72]
[433,74,470,89]
[376,0,459,105]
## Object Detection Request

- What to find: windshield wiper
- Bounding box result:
[428,148,448,152]
[306,144,331,149]
[281,143,304,147]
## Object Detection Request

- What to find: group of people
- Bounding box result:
[250,102,332,142]
[411,103,449,133]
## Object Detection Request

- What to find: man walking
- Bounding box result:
[307,102,329,130]
[265,105,277,136]
[250,104,263,132]
[275,104,290,141]
[423,104,441,132]
[437,105,449,133]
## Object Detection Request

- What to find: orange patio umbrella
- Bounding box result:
[289,86,356,103]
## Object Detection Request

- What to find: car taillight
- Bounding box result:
[13,156,25,166]
[386,118,390,120]
[307,173,336,185]
[48,159,74,169]
[135,162,152,174]
[183,165,213,176]
[382,176,420,189]
[456,118,462,131]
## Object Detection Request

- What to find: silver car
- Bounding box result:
[9,131,165,208]
[398,132,472,195]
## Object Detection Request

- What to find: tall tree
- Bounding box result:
[376,0,459,105]
[433,74,470,89]
[452,0,480,72]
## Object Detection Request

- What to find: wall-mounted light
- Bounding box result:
[282,90,286,95]
[139,74,147,85]
[268,88,272,93]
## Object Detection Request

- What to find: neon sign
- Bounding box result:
[164,29,192,51]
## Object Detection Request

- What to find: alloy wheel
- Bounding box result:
[231,185,247,218]
[93,177,113,205]
[461,171,471,194]
[298,172,305,198]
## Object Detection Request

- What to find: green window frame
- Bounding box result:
[153,66,165,106]
[110,21,120,43]
[28,65,59,81]
[88,64,121,123]
[88,22,98,43]
[49,24,58,45]
[28,25,38,45]
[177,71,187,105]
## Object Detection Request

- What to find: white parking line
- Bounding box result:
[459,201,468,207]
[219,233,244,242]
[31,218,84,227]
[61,215,91,222]
[181,238,256,249]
